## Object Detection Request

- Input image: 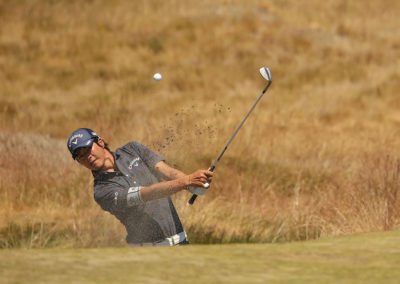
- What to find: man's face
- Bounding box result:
[75,140,109,171]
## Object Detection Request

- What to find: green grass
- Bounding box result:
[1,230,400,284]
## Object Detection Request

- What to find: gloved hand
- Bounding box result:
[188,183,210,196]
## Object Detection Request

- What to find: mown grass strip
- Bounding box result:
[1,230,399,284]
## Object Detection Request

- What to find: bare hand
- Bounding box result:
[187,169,213,188]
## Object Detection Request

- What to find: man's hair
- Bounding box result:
[95,137,112,153]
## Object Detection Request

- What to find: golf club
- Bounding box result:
[188,67,273,205]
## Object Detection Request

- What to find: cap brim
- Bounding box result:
[71,139,95,159]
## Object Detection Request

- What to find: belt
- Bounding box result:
[133,231,188,247]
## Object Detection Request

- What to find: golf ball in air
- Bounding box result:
[153,73,162,81]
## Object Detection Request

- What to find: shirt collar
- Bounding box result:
[92,151,122,180]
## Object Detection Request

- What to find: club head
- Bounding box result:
[259,67,272,82]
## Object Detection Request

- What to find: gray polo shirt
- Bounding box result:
[92,141,184,244]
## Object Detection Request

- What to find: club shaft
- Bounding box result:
[188,81,272,205]
[213,82,271,169]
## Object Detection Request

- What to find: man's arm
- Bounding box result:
[95,169,212,211]
[131,143,212,202]
[140,169,212,202]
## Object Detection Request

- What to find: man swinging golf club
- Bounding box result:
[67,128,213,246]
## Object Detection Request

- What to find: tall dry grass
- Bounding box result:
[1,0,400,247]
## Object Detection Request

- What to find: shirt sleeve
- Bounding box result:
[94,181,143,213]
[129,141,164,169]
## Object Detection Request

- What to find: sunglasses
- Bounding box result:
[74,145,93,161]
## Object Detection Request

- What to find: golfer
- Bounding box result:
[67,128,213,246]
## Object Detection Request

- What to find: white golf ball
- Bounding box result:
[153,73,162,81]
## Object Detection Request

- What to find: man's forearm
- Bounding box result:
[139,162,212,202]
[140,177,188,201]
[165,168,186,180]
[154,161,187,180]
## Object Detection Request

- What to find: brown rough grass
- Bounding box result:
[0,0,399,247]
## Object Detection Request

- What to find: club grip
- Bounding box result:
[188,194,198,204]
[188,165,215,205]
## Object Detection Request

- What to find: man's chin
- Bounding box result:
[90,161,104,171]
